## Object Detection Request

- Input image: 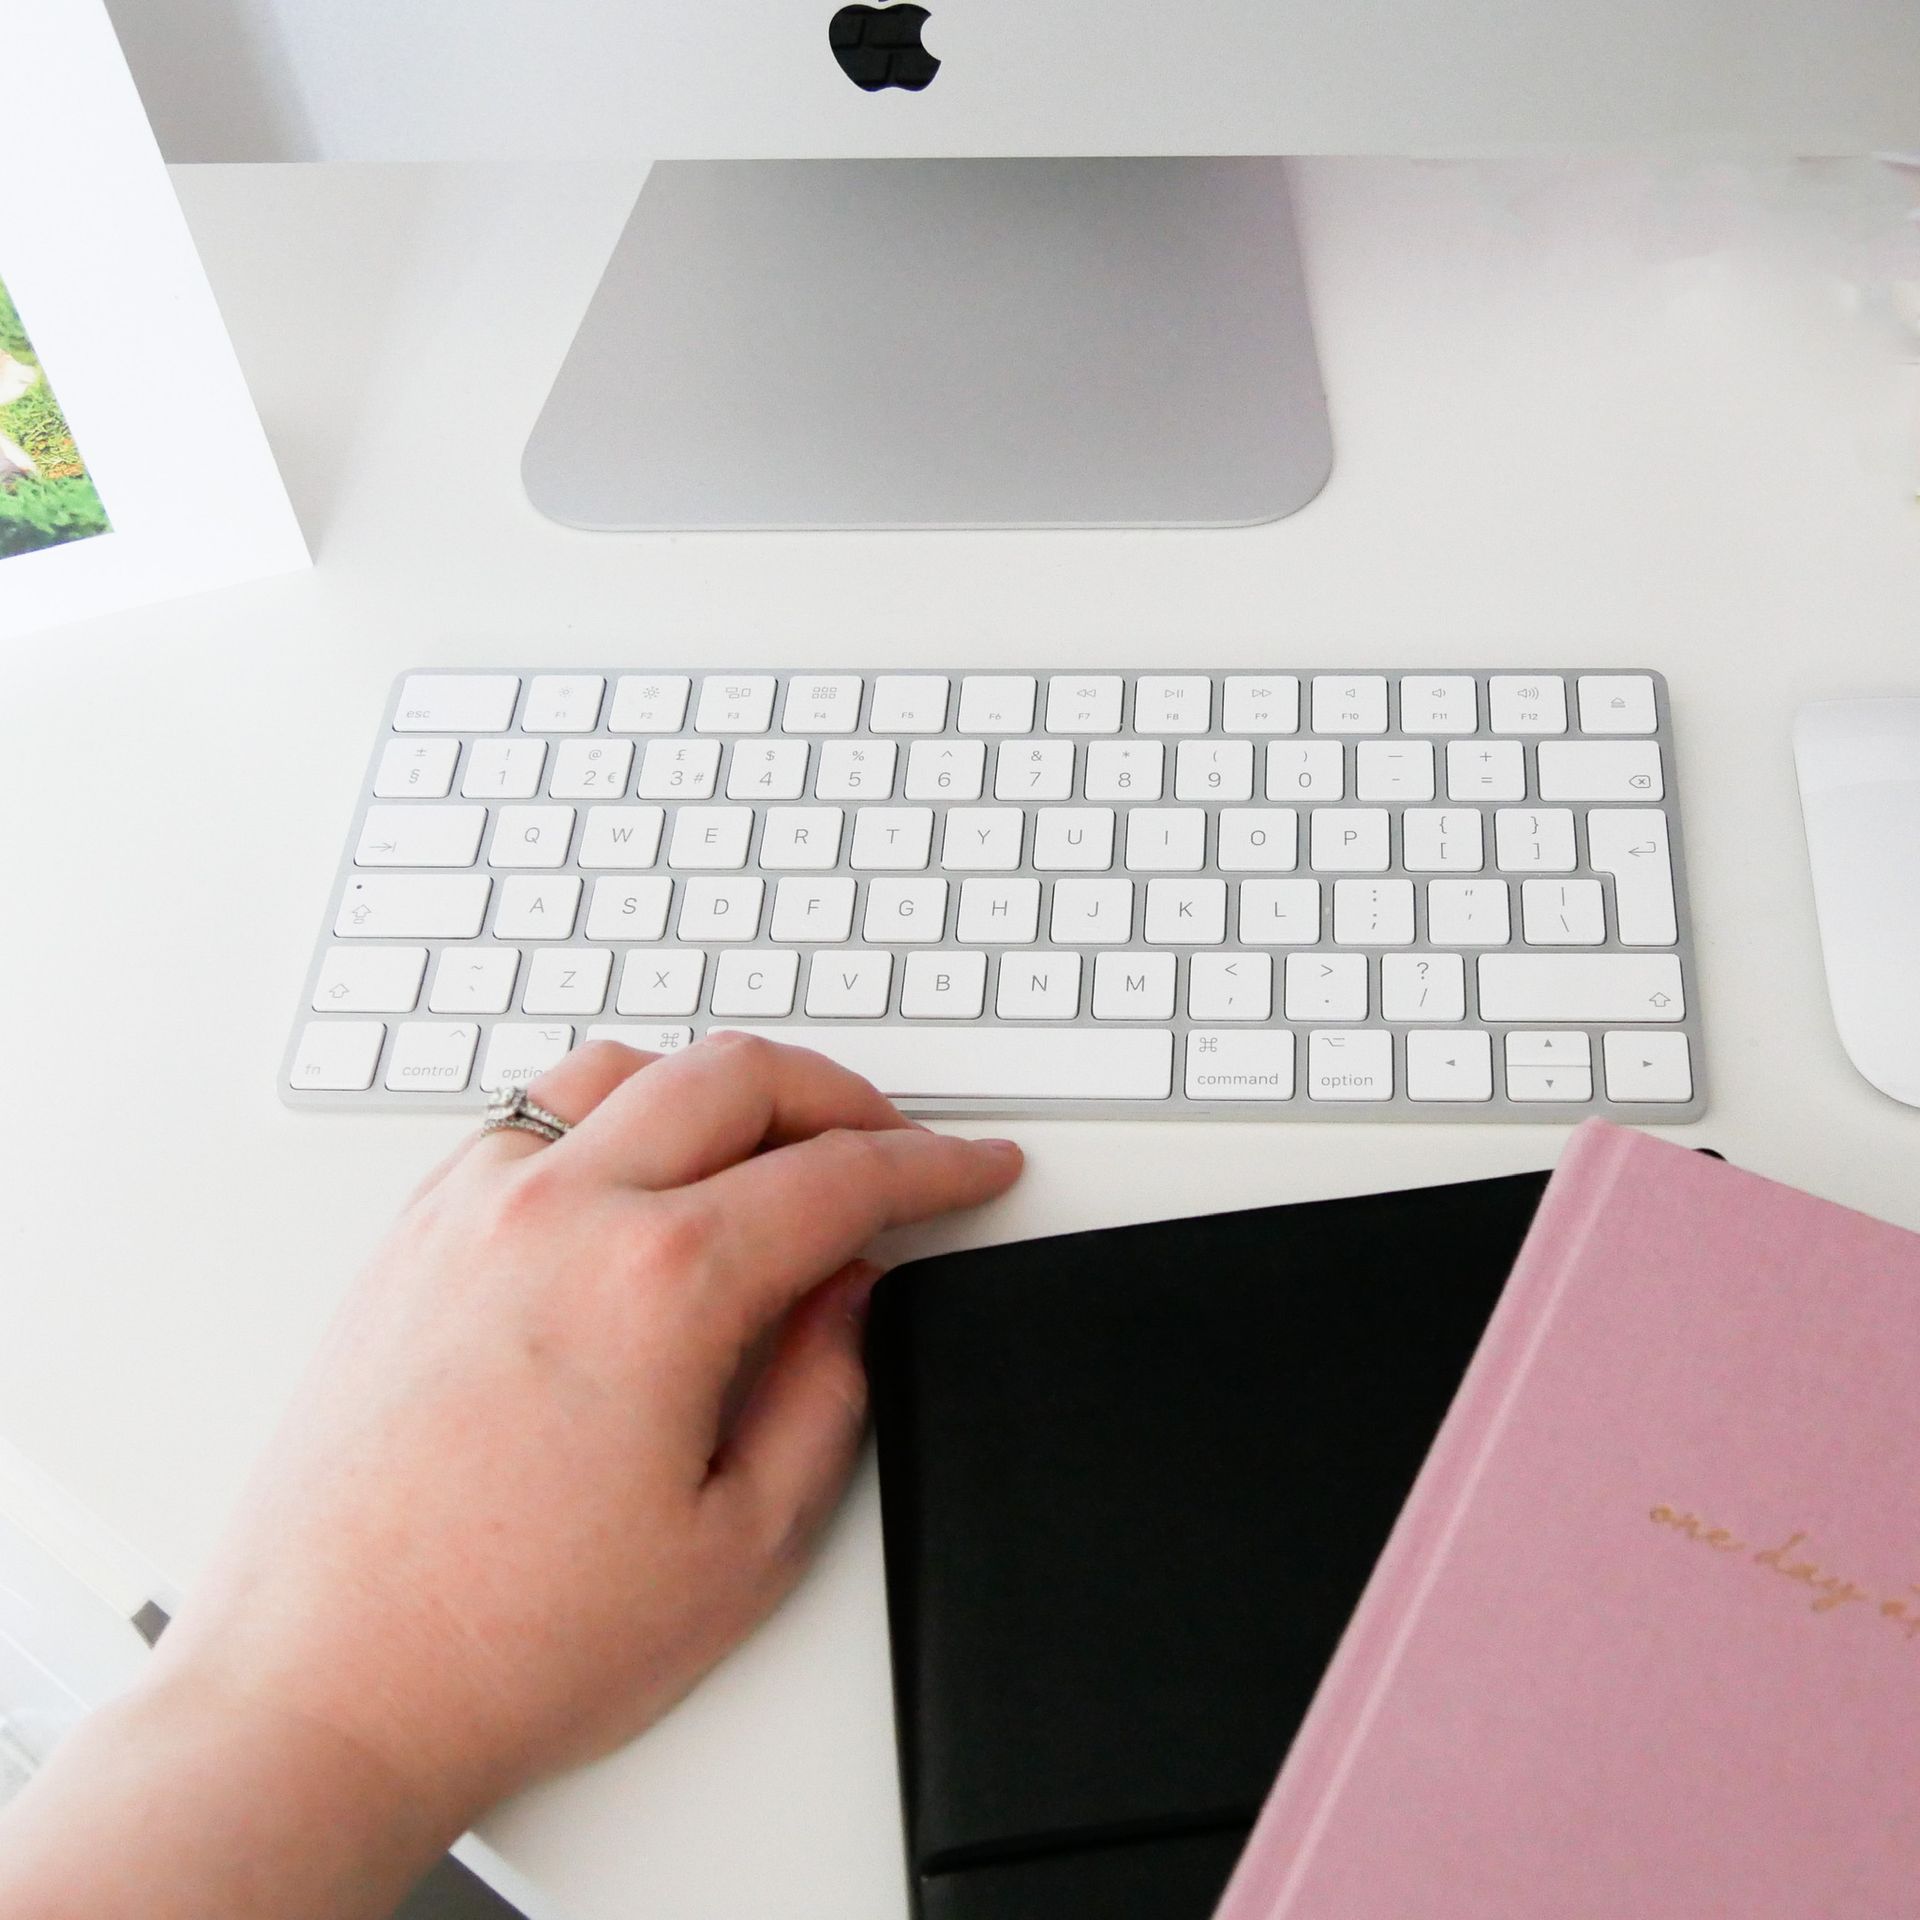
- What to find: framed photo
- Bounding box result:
[0,0,306,639]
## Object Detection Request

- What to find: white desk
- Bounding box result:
[3,158,1918,1919]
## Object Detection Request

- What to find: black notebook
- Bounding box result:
[866,1168,1553,1920]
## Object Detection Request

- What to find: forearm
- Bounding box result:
[0,1666,466,1920]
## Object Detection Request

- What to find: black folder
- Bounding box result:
[867,1168,1552,1920]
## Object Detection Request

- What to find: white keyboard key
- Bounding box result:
[1400,808,1483,872]
[523,947,612,1015]
[1355,740,1435,802]
[1216,808,1297,872]
[1536,739,1664,801]
[336,874,491,939]
[995,739,1075,801]
[669,807,754,871]
[479,1022,573,1092]
[1146,877,1227,944]
[585,876,673,943]
[781,675,863,733]
[759,807,844,871]
[678,876,764,942]
[428,946,520,1014]
[712,1025,1173,1101]
[1125,808,1206,872]
[1084,740,1164,801]
[586,1023,694,1054]
[1310,675,1388,734]
[1397,676,1478,735]
[1489,675,1567,734]
[1505,1030,1590,1069]
[374,738,458,798]
[1032,807,1115,872]
[942,808,1025,871]
[1222,676,1300,734]
[805,949,893,1017]
[850,806,934,870]
[1051,877,1135,944]
[577,805,665,869]
[1602,1030,1694,1103]
[1381,951,1466,1021]
[1506,1063,1592,1102]
[637,737,721,799]
[313,944,427,1013]
[710,950,800,1018]
[864,878,949,943]
[868,675,949,733]
[996,951,1082,1019]
[815,739,896,799]
[394,674,519,734]
[958,675,1037,734]
[1045,676,1123,733]
[355,804,486,869]
[618,949,705,1016]
[1175,739,1253,801]
[1586,808,1677,946]
[1286,952,1368,1021]
[488,805,575,869]
[290,1020,384,1091]
[1522,878,1607,945]
[727,739,810,801]
[1093,951,1176,1019]
[609,675,692,733]
[1446,740,1526,801]
[1133,676,1211,733]
[1577,674,1658,735]
[1478,952,1684,1022]
[905,740,985,800]
[1188,952,1272,1020]
[1309,808,1390,872]
[1267,741,1344,800]
[520,674,605,733]
[900,950,987,1018]
[1494,808,1577,872]
[1426,878,1510,946]
[958,877,1041,944]
[385,1020,480,1093]
[1240,878,1321,945]
[492,875,580,939]
[770,877,856,944]
[548,738,633,799]
[1186,1029,1294,1099]
[696,676,777,734]
[1333,878,1415,944]
[1406,1029,1493,1102]
[1307,1029,1394,1100]
[463,737,547,799]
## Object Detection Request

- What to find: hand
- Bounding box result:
[0,1036,1021,1918]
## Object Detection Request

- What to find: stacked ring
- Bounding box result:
[479,1085,574,1146]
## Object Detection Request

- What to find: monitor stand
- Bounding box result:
[523,157,1331,533]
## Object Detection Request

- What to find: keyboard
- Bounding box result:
[283,668,1703,1121]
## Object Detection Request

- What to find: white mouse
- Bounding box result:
[1793,697,1920,1109]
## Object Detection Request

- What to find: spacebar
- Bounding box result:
[709,1026,1175,1101]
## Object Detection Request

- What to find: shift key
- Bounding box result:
[335,874,492,938]
[1478,953,1683,1022]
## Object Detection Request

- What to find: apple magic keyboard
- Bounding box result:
[283,669,1703,1120]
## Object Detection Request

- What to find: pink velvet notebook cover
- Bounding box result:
[1215,1121,1920,1920]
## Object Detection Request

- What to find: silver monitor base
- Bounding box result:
[523,158,1332,533]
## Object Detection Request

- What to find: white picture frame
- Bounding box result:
[0,0,307,639]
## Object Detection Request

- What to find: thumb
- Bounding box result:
[705,1260,881,1568]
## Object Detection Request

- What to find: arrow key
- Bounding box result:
[1506,1063,1594,1103]
[1407,1029,1493,1101]
[1504,1029,1592,1069]
[1602,1031,1693,1104]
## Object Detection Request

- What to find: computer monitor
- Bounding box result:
[270,0,1920,530]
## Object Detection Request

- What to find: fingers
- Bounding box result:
[691,1126,1022,1322]
[558,1032,916,1189]
[467,1041,662,1168]
[702,1260,880,1567]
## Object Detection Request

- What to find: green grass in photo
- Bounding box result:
[0,272,111,562]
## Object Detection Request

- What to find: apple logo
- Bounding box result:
[828,4,940,91]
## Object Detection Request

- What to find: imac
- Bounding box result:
[261,1,1920,531]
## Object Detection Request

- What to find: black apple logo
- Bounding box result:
[828,4,940,91]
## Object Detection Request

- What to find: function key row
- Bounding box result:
[392,672,1661,739]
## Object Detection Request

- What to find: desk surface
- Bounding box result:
[2,158,1917,1919]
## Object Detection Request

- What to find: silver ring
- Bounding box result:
[480,1085,573,1145]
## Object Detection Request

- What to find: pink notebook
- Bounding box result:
[1215,1121,1920,1920]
